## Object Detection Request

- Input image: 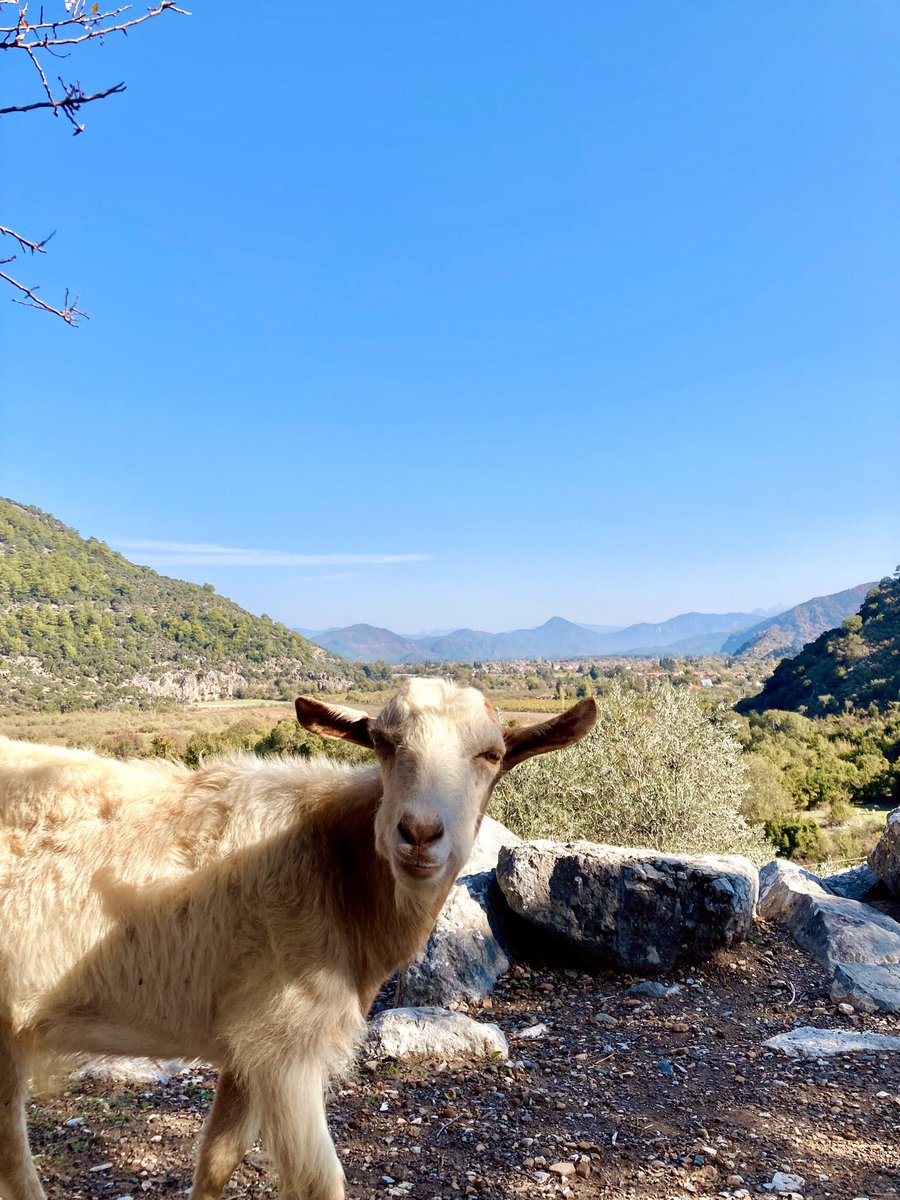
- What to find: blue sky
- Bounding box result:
[1,3,897,632]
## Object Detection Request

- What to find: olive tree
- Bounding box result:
[493,681,772,863]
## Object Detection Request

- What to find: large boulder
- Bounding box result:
[495,841,758,971]
[396,816,520,1006]
[758,858,900,1013]
[820,862,882,901]
[869,807,900,897]
[366,1007,508,1061]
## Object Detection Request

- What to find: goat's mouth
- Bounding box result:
[395,854,443,881]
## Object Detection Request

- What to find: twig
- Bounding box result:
[786,981,796,1007]
[0,81,126,132]
[0,225,53,254]
[0,3,189,50]
[0,267,86,325]
[431,1114,461,1141]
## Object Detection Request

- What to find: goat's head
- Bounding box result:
[295,679,596,894]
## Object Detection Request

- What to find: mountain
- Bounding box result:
[590,611,760,654]
[722,583,876,659]
[0,499,352,710]
[736,573,898,717]
[308,611,765,663]
[315,624,424,663]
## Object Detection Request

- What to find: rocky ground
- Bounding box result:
[30,923,900,1200]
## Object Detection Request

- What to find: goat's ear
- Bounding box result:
[294,697,374,747]
[502,697,596,770]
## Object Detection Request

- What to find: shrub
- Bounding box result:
[492,682,772,863]
[764,815,825,861]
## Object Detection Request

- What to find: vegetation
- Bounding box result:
[735,705,899,864]
[737,569,900,717]
[492,683,772,864]
[0,499,352,710]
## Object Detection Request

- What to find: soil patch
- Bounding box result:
[29,924,900,1199]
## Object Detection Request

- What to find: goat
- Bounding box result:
[0,678,596,1200]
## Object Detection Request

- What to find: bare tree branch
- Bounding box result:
[0,265,86,325]
[0,225,54,255]
[0,82,126,131]
[0,2,188,50]
[0,1,188,322]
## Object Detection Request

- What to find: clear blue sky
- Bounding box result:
[2,3,897,632]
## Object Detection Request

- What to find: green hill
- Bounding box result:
[0,499,352,711]
[736,570,900,717]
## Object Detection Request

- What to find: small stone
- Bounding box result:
[656,1060,675,1076]
[517,1023,548,1040]
[770,1171,805,1194]
[549,1162,576,1176]
[726,1175,745,1186]
[627,979,681,998]
[574,1162,591,1179]
[837,1002,855,1015]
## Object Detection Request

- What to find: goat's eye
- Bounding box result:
[371,730,395,753]
[477,749,502,766]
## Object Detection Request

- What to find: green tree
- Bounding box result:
[493,682,771,862]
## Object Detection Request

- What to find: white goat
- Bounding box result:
[0,678,596,1200]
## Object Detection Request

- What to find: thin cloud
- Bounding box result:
[112,539,432,568]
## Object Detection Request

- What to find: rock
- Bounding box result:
[763,1026,900,1057]
[627,980,681,998]
[758,859,900,1013]
[396,816,519,1006]
[366,1006,508,1061]
[549,1162,576,1177]
[770,1172,805,1194]
[515,1023,549,1040]
[830,962,900,1014]
[496,841,757,970]
[869,807,900,896]
[821,862,881,901]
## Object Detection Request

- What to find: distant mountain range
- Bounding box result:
[304,587,875,664]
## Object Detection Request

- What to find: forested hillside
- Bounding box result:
[0,500,352,710]
[722,582,875,659]
[737,570,900,717]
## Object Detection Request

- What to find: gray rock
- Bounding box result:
[821,862,881,901]
[769,1171,806,1194]
[496,841,758,970]
[758,858,900,1013]
[758,854,900,1012]
[627,980,682,998]
[366,1006,508,1061]
[869,807,900,896]
[759,859,900,963]
[830,962,900,1014]
[396,816,520,1006]
[763,1026,900,1057]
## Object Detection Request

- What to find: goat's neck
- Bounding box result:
[314,775,455,1007]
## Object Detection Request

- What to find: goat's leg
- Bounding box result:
[189,1070,258,1200]
[0,1037,45,1200]
[251,1061,344,1200]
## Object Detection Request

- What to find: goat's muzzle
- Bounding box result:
[395,812,446,881]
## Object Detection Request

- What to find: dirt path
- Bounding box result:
[30,924,900,1199]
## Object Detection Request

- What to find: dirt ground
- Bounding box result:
[29,923,900,1200]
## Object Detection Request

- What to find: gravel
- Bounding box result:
[28,923,900,1200]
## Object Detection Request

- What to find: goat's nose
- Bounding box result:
[398,814,445,847]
